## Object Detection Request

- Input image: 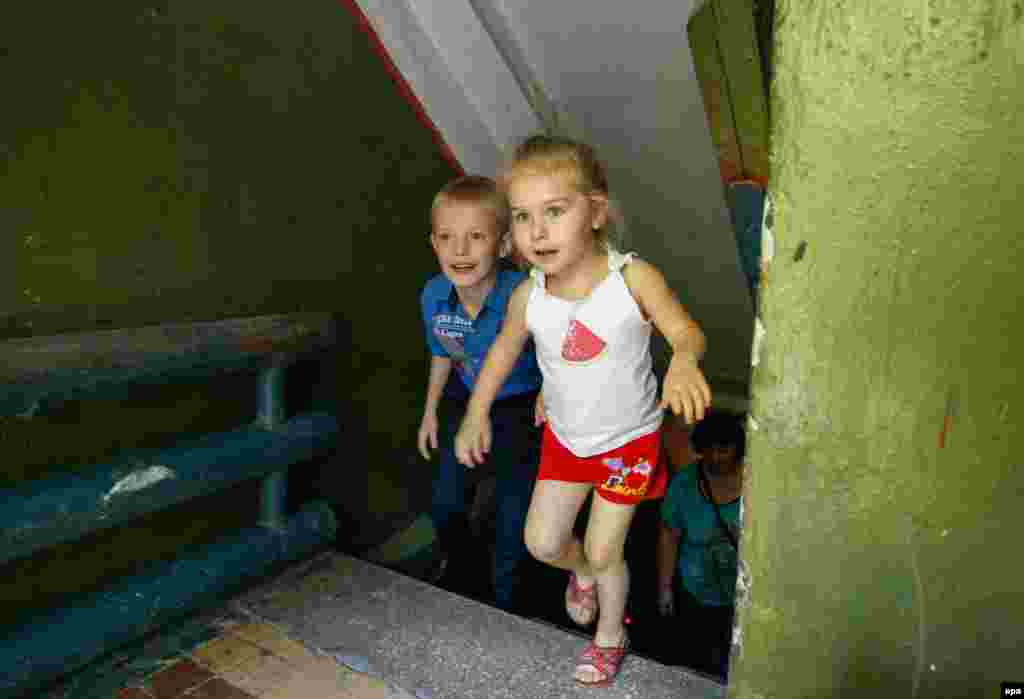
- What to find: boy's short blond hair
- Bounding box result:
[430,175,510,236]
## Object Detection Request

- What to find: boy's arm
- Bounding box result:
[464,280,532,419]
[420,284,452,414]
[423,355,453,417]
[418,355,453,459]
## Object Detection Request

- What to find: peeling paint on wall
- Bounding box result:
[103,465,176,503]
[759,192,775,270]
[732,557,753,659]
[750,317,767,367]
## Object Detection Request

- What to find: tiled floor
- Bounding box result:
[110,619,410,699]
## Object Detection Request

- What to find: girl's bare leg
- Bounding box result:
[523,480,594,578]
[576,495,636,683]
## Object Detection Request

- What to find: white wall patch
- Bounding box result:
[751,317,767,367]
[760,192,775,269]
[103,465,176,503]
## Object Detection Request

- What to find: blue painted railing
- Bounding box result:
[0,313,335,417]
[2,503,334,695]
[0,313,340,697]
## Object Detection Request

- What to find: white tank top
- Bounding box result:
[526,248,663,457]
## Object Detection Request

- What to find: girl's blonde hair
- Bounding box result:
[430,175,511,237]
[500,134,625,249]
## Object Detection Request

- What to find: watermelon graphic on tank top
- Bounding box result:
[561,319,607,363]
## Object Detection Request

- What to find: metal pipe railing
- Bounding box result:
[257,364,290,530]
[0,313,336,418]
[0,502,337,697]
[0,410,337,567]
[0,312,341,697]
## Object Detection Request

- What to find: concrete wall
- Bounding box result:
[732,1,1024,696]
[0,0,454,624]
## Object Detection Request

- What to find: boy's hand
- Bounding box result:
[417,412,440,460]
[534,390,546,427]
[659,353,712,424]
[454,412,491,468]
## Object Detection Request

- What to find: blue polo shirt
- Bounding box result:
[420,263,541,401]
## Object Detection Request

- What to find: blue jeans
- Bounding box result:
[431,387,540,611]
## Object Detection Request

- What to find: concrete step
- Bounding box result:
[230,552,726,699]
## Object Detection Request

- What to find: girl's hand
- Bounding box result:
[534,390,546,427]
[660,353,712,424]
[417,411,440,461]
[455,412,492,468]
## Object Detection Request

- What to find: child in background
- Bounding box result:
[418,176,543,612]
[656,412,746,680]
[455,135,711,686]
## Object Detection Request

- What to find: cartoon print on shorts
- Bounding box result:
[599,457,653,497]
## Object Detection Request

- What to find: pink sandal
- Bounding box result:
[574,633,630,688]
[565,572,598,626]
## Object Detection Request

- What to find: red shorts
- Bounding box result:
[536,424,668,504]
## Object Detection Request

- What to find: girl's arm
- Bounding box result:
[455,280,533,465]
[623,259,712,422]
[466,280,532,416]
[624,258,706,359]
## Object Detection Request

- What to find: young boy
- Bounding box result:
[417,175,543,612]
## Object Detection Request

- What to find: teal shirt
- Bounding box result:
[660,466,741,608]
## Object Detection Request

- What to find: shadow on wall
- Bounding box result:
[1,0,455,640]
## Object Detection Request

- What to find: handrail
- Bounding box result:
[0,312,341,696]
[0,411,337,567]
[0,312,336,417]
[1,502,337,697]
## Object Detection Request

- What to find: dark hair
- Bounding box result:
[691,411,746,463]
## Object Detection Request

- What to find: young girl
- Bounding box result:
[455,135,711,686]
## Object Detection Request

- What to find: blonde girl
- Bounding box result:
[455,135,710,686]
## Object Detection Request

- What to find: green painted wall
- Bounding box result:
[688,0,771,186]
[732,1,1023,696]
[1,1,453,625]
